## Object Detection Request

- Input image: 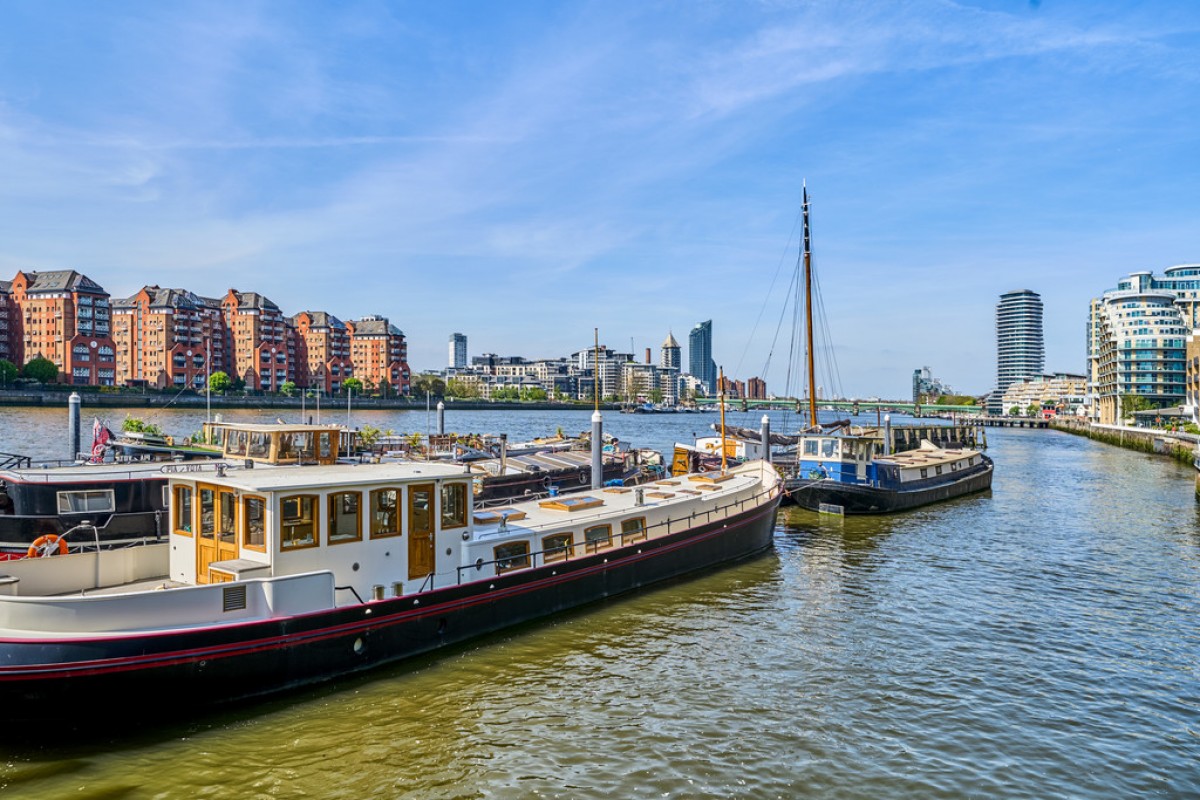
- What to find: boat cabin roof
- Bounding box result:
[874,447,979,468]
[170,461,468,493]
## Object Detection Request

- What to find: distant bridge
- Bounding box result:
[693,397,984,415]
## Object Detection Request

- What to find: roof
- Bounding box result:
[349,317,403,337]
[227,291,280,311]
[174,461,468,493]
[21,270,107,295]
[0,280,11,294]
[662,331,680,348]
[294,311,346,330]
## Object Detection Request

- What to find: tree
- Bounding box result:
[122,416,164,436]
[445,378,480,399]
[1026,403,1040,417]
[0,358,17,387]
[342,377,363,394]
[649,388,664,404]
[208,371,231,393]
[411,373,446,398]
[21,356,59,384]
[278,380,296,397]
[1120,394,1154,418]
[1008,405,1021,416]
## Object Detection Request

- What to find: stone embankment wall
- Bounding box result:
[0,388,608,412]
[1051,418,1198,467]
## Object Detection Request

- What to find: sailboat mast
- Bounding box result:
[803,184,818,429]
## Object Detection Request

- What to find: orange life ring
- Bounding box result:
[28,534,68,558]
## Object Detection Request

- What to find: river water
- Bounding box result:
[0,408,1198,798]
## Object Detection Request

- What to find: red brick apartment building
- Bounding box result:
[346,315,410,395]
[5,270,117,385]
[292,311,353,392]
[221,289,292,391]
[111,286,226,389]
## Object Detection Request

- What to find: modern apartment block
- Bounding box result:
[5,270,116,385]
[111,286,223,389]
[1089,271,1188,424]
[347,315,410,395]
[660,332,681,371]
[688,320,717,396]
[1000,373,1088,417]
[449,333,467,369]
[989,290,1044,415]
[293,311,352,393]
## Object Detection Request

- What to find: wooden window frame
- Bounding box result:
[369,487,402,538]
[440,482,469,529]
[242,494,267,552]
[584,524,613,553]
[620,516,647,545]
[542,532,573,563]
[173,485,193,536]
[494,541,531,574]
[280,494,319,551]
[328,491,363,544]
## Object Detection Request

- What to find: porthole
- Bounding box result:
[353,637,364,654]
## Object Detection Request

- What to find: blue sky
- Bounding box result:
[1,1,1197,399]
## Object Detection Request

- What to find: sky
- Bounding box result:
[1,1,1197,399]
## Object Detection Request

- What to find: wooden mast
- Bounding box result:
[803,183,818,430]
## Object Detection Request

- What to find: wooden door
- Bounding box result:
[408,483,435,580]
[197,484,239,584]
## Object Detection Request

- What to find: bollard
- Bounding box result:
[591,410,603,490]
[437,401,445,435]
[68,392,81,461]
[760,414,771,464]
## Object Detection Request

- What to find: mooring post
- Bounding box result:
[437,401,445,435]
[591,409,603,489]
[760,414,771,464]
[68,391,82,460]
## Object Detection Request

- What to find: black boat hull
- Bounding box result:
[0,491,781,723]
[784,457,993,514]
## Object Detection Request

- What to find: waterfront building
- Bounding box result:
[1088,271,1187,424]
[0,280,14,366]
[688,320,717,396]
[989,290,1044,415]
[660,332,681,371]
[292,311,352,393]
[1000,373,1088,417]
[913,366,952,404]
[111,286,221,389]
[1187,332,1200,424]
[219,289,291,392]
[347,315,410,395]
[747,377,767,400]
[6,270,116,385]
[449,333,467,369]
[717,375,746,400]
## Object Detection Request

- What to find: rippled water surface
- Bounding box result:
[1,413,1198,798]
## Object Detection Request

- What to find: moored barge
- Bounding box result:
[0,458,782,723]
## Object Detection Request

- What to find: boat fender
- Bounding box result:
[28,534,68,558]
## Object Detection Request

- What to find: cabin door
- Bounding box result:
[196,483,239,584]
[408,483,436,580]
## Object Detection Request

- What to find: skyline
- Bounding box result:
[1,2,1198,398]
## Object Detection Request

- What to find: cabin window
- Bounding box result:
[280,494,318,549]
[919,468,928,479]
[584,524,612,553]
[173,486,193,535]
[56,489,115,515]
[243,495,266,550]
[821,439,837,458]
[328,491,362,543]
[218,491,236,544]
[440,483,468,529]
[248,431,270,459]
[227,430,248,457]
[803,440,818,456]
[621,517,647,544]
[276,433,297,461]
[494,541,530,574]
[935,465,943,475]
[542,533,573,563]
[200,488,216,537]
[370,488,401,537]
[968,457,975,466]
[318,432,332,459]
